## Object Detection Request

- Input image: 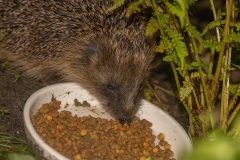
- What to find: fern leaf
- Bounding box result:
[185,60,209,75]
[146,16,160,36]
[230,22,240,31]
[166,28,188,69]
[201,20,225,36]
[144,0,152,7]
[190,72,200,79]
[185,61,199,70]
[202,39,221,52]
[201,20,240,35]
[125,0,144,17]
[216,12,226,20]
[176,0,187,11]
[163,51,180,66]
[155,41,165,53]
[144,83,155,102]
[144,89,153,101]
[199,60,209,74]
[158,13,170,27]
[223,32,240,43]
[185,25,203,43]
[180,86,192,100]
[156,37,173,54]
[186,0,197,8]
[180,76,193,100]
[185,25,201,37]
[107,0,126,11]
[229,84,240,96]
[185,25,203,52]
[232,64,240,70]
[166,0,187,28]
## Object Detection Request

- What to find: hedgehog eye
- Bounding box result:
[107,83,116,92]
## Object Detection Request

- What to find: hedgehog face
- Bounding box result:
[74,35,154,124]
[88,58,147,124]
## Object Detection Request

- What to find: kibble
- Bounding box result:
[31,101,176,160]
[80,129,88,136]
[157,133,165,140]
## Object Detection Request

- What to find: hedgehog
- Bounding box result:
[0,0,155,123]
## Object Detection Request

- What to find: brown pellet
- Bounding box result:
[157,133,165,140]
[31,100,175,160]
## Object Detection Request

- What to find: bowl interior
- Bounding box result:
[24,83,192,160]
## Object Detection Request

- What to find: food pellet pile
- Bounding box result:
[31,101,175,160]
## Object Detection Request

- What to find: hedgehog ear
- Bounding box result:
[85,36,111,62]
[85,39,102,58]
[81,39,103,66]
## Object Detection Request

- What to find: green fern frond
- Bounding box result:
[155,41,165,53]
[163,51,180,66]
[144,0,152,7]
[186,0,197,8]
[125,0,144,17]
[166,28,188,69]
[229,84,240,96]
[232,64,240,70]
[144,89,153,101]
[223,32,240,43]
[146,16,160,36]
[107,0,126,11]
[185,25,203,43]
[185,25,201,37]
[201,20,225,36]
[180,86,192,100]
[156,37,173,54]
[229,22,240,31]
[199,60,209,74]
[202,39,221,51]
[201,21,240,36]
[190,72,200,79]
[175,0,187,11]
[187,60,209,74]
[166,0,187,28]
[180,76,193,100]
[216,12,226,20]
[185,25,203,53]
[185,61,199,71]
[158,13,170,27]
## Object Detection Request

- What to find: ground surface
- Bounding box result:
[0,68,60,141]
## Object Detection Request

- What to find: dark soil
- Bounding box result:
[0,67,62,141]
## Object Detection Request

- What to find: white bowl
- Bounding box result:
[24,83,192,160]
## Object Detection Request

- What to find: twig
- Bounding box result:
[209,0,233,113]
[220,47,231,131]
[192,88,206,134]
[229,85,240,112]
[185,16,215,129]
[227,103,240,128]
[209,0,221,42]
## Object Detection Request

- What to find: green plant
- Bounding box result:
[0,109,10,116]
[0,133,37,160]
[1,61,21,81]
[109,0,240,139]
[183,115,240,160]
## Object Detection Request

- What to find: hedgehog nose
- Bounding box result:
[118,118,132,125]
